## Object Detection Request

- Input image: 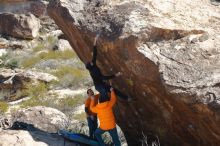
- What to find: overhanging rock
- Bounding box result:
[47,0,220,145]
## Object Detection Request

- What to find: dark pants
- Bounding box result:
[87,116,98,139]
[95,83,129,101]
[94,127,121,146]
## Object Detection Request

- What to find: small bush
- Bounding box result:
[21,56,42,68]
[27,82,48,98]
[20,82,49,108]
[47,35,57,45]
[33,35,57,52]
[59,95,85,107]
[0,54,19,69]
[21,84,85,113]
[38,50,75,60]
[33,43,45,52]
[0,54,8,61]
[21,50,76,68]
[0,101,9,114]
[5,59,18,69]
[52,66,89,88]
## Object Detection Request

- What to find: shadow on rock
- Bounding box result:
[9,121,85,146]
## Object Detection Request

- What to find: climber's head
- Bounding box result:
[85,62,93,70]
[87,88,94,96]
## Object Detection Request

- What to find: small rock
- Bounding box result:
[0,49,7,57]
[54,39,72,51]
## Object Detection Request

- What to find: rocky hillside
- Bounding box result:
[48,0,220,146]
[0,1,89,145]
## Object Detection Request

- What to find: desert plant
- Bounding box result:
[38,50,75,60]
[33,43,45,52]
[5,59,18,69]
[21,50,76,68]
[52,65,89,88]
[0,101,9,114]
[20,82,49,108]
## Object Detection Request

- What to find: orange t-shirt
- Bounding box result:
[90,91,117,130]
[85,94,99,116]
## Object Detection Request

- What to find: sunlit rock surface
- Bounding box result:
[48,0,220,145]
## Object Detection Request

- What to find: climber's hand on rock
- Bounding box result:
[93,33,100,46]
[115,72,122,77]
[109,80,112,86]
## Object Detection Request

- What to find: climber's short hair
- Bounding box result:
[87,88,93,95]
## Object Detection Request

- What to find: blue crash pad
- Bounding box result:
[59,130,99,146]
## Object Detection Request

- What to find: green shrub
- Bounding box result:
[46,35,57,45]
[33,35,57,52]
[0,101,9,114]
[5,59,18,69]
[26,82,48,98]
[20,82,49,108]
[21,50,76,68]
[0,54,19,69]
[38,50,75,60]
[0,54,8,61]
[21,83,85,111]
[21,56,42,68]
[53,66,87,78]
[33,43,45,52]
[58,95,85,107]
[52,66,89,88]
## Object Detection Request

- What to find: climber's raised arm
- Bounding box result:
[91,34,99,65]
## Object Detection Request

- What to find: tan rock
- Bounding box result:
[11,106,69,133]
[0,129,77,146]
[0,13,40,39]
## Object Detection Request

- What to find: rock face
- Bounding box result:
[0,130,77,146]
[0,1,47,17]
[48,0,220,146]
[11,106,69,133]
[0,13,40,39]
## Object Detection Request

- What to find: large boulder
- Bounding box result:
[48,0,220,146]
[0,13,40,39]
[11,106,69,133]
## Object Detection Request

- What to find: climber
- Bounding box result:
[85,33,131,102]
[89,87,121,146]
[85,89,99,140]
